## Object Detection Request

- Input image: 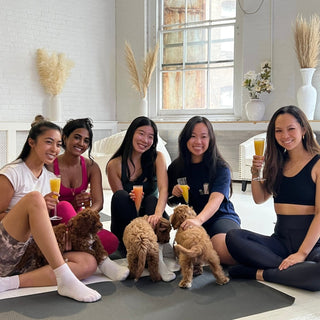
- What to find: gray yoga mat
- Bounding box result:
[0,268,294,320]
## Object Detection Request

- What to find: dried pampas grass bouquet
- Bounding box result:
[125,41,159,98]
[36,48,74,96]
[294,14,320,68]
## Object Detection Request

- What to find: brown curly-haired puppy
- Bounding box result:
[170,205,229,288]
[123,216,163,282]
[154,217,172,244]
[16,209,107,270]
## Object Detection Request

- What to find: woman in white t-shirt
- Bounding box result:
[0,116,101,302]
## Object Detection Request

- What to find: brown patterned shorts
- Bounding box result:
[0,221,32,276]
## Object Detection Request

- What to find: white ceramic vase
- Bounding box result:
[49,95,61,121]
[297,68,317,120]
[245,99,265,121]
[138,97,148,116]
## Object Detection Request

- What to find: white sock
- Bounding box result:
[158,244,176,282]
[0,275,20,292]
[99,257,129,281]
[164,257,181,272]
[54,263,101,302]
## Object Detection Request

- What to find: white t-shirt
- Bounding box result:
[0,159,55,210]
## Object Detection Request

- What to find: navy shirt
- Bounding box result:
[168,159,240,225]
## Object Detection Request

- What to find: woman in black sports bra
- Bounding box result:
[226,105,320,291]
[107,117,169,248]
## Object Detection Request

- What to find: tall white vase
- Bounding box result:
[297,68,317,120]
[138,97,148,116]
[49,95,61,121]
[245,99,265,121]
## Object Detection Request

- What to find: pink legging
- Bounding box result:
[56,201,119,254]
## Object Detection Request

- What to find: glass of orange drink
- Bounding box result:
[50,175,62,222]
[177,177,189,204]
[253,138,265,181]
[133,185,143,214]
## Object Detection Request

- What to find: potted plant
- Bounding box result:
[243,61,273,121]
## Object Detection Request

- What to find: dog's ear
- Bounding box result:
[154,218,171,243]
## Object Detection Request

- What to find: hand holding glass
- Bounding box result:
[50,175,62,221]
[133,185,143,214]
[253,138,265,181]
[81,189,91,208]
[177,177,189,204]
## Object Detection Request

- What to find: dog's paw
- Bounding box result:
[216,276,230,285]
[179,279,192,288]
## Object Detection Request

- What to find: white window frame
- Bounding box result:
[147,0,243,121]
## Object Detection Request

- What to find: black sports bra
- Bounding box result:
[274,154,320,205]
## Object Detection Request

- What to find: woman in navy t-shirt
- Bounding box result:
[168,116,240,265]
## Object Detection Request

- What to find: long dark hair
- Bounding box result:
[62,118,94,160]
[17,115,61,161]
[177,116,233,196]
[110,116,158,182]
[264,105,320,195]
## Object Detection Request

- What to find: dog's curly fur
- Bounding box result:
[16,209,108,270]
[123,216,171,282]
[170,205,229,288]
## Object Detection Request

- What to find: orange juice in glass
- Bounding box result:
[177,177,189,204]
[180,185,189,204]
[254,138,265,156]
[50,176,61,200]
[50,175,62,221]
[253,138,265,181]
[133,185,143,213]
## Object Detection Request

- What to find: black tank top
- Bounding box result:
[274,154,320,205]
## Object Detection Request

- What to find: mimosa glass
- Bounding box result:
[50,175,62,221]
[253,138,265,181]
[133,185,143,214]
[177,177,189,204]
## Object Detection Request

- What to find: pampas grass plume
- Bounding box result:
[294,14,320,68]
[37,48,74,96]
[125,41,159,98]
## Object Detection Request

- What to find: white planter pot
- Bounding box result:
[297,68,317,120]
[49,95,61,122]
[245,99,265,121]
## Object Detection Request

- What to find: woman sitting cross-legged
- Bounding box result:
[226,105,320,291]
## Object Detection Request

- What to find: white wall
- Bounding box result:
[0,0,116,123]
[239,0,320,120]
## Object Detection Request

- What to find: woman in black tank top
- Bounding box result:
[107,117,169,258]
[226,105,320,291]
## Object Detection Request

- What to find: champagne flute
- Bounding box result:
[177,177,189,204]
[50,175,62,222]
[133,185,143,215]
[253,138,266,181]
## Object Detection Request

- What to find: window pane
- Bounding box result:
[164,0,185,26]
[163,31,184,68]
[162,71,183,109]
[187,0,207,23]
[210,25,234,63]
[211,0,236,19]
[185,70,207,109]
[209,67,233,109]
[186,28,208,67]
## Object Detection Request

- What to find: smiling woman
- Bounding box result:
[106,116,170,254]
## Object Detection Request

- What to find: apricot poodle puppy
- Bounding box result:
[123,216,172,282]
[170,205,229,288]
[16,208,107,270]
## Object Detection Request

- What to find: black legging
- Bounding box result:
[226,214,320,291]
[110,190,169,243]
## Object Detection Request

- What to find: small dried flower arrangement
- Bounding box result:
[36,48,74,96]
[125,41,159,98]
[243,61,273,99]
